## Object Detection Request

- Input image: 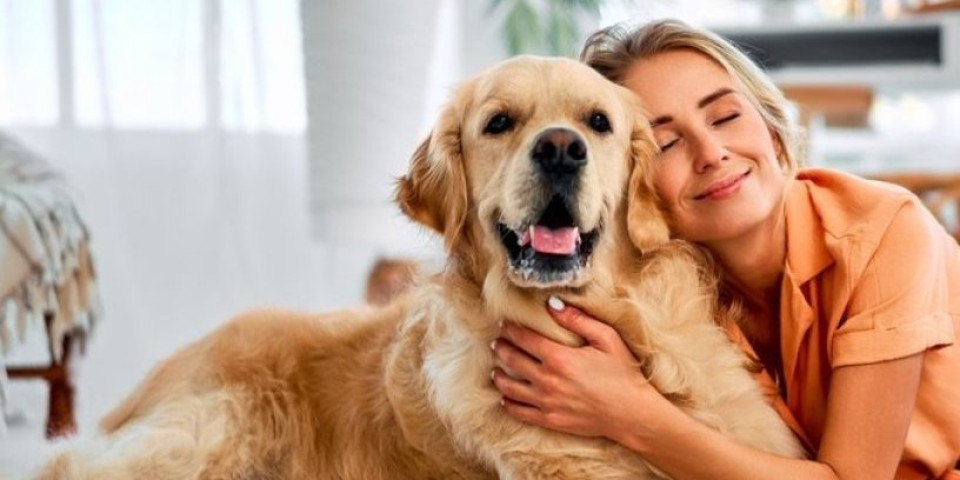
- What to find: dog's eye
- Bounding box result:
[588,112,611,133]
[483,113,514,135]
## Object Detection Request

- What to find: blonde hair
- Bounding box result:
[580,19,803,172]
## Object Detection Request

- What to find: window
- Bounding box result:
[0,0,305,132]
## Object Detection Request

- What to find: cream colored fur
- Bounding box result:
[35,57,804,480]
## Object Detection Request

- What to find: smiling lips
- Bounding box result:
[694,169,751,201]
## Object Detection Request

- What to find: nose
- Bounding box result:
[531,128,587,177]
[691,132,728,173]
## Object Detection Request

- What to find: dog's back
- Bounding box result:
[37,299,493,480]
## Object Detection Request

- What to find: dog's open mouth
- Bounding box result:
[497,195,598,286]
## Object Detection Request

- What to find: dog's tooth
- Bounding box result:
[575,228,581,245]
[518,228,531,246]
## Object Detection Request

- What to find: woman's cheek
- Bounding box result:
[653,169,684,210]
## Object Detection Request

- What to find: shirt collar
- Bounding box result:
[784,176,834,285]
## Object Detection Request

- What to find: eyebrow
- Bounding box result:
[649,87,737,128]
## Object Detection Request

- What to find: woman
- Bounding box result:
[490,19,960,479]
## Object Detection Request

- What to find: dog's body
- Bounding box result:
[37,57,804,480]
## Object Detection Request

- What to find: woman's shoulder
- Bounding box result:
[793,167,917,209]
[790,167,924,243]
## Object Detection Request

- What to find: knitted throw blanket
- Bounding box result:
[0,133,100,363]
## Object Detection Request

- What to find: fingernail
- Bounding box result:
[547,295,565,311]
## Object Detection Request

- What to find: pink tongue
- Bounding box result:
[530,226,579,255]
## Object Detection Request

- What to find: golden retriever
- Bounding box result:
[35,56,804,480]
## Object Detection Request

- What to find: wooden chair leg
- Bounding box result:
[45,333,77,439]
[6,322,81,439]
[46,373,76,438]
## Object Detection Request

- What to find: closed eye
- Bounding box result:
[712,113,740,127]
[659,138,678,153]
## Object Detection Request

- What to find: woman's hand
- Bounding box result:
[492,296,922,480]
[490,295,659,441]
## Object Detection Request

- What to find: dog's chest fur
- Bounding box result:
[380,243,804,479]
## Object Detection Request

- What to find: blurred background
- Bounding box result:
[0,0,958,475]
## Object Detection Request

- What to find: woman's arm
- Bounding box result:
[818,354,922,479]
[491,298,923,480]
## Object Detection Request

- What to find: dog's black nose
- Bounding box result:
[532,128,587,176]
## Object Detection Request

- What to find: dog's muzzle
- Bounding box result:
[496,127,598,286]
[532,128,587,196]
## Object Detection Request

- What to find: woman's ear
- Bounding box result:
[395,85,470,251]
[770,129,792,172]
[625,111,670,253]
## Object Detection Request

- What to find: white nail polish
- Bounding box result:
[547,295,565,311]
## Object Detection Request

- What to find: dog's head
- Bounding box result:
[397,56,668,292]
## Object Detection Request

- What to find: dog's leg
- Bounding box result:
[32,392,263,480]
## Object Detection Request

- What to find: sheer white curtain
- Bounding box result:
[0,1,469,470]
[0,0,328,452]
[1,0,305,131]
[0,1,59,125]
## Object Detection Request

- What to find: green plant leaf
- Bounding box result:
[487,0,508,16]
[547,3,580,57]
[504,0,543,54]
[491,0,604,56]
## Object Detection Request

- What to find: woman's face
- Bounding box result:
[622,49,787,245]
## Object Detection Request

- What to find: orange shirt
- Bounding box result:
[730,168,960,479]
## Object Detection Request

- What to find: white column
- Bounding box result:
[54,0,75,128]
[203,0,222,132]
[300,0,448,305]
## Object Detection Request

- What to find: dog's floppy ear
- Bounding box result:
[396,85,470,250]
[625,103,671,253]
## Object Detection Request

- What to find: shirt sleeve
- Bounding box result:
[831,200,956,368]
